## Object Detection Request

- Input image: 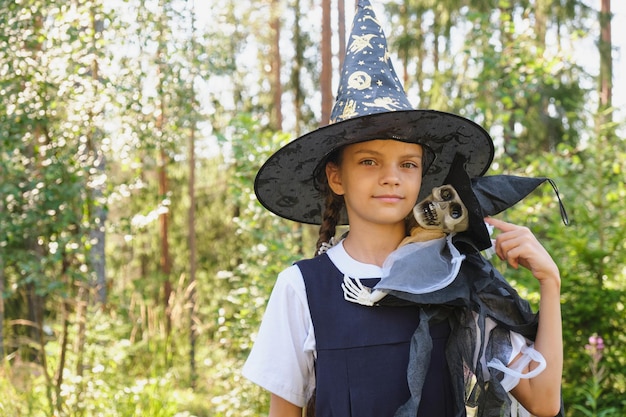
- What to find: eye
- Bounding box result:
[400,161,419,169]
[359,159,376,166]
[450,203,463,219]
[440,187,453,201]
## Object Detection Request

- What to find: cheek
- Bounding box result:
[342,175,366,197]
[407,173,422,196]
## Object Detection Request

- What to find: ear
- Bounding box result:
[325,162,345,196]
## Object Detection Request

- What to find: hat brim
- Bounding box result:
[254,109,494,225]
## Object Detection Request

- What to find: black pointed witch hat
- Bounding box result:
[254,0,494,225]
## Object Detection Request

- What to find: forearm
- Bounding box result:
[512,275,563,416]
[269,394,303,417]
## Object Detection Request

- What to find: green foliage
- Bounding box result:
[496,127,626,414]
[203,113,316,415]
[0,303,200,417]
[0,359,48,417]
[461,10,587,163]
[572,335,620,417]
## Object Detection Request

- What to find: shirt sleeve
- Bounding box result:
[476,315,547,393]
[491,331,547,393]
[241,265,316,407]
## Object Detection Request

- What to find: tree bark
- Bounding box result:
[158,146,172,336]
[188,99,198,389]
[54,256,72,414]
[293,0,304,136]
[156,0,172,340]
[320,0,332,125]
[599,0,612,111]
[271,0,283,130]
[595,0,613,286]
[89,9,107,306]
[337,0,346,71]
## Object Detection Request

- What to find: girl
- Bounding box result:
[244,140,563,417]
[243,1,563,416]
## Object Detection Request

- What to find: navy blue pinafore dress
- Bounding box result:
[298,254,457,417]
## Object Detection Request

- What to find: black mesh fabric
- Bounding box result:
[376,251,564,417]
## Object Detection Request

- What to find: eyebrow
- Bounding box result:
[352,149,423,159]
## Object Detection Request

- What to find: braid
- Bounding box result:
[315,189,343,256]
[314,149,344,256]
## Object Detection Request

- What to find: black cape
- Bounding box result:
[368,248,564,417]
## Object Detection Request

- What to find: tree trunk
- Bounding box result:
[594,0,613,286]
[74,282,88,405]
[293,0,304,136]
[188,118,198,389]
[599,0,612,111]
[320,0,332,125]
[54,255,72,414]
[271,0,283,130]
[186,0,199,390]
[156,0,172,340]
[337,0,346,70]
[534,0,547,48]
[90,8,107,306]
[159,147,172,336]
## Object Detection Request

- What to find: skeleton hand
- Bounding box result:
[341,276,387,306]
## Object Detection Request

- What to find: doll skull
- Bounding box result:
[413,185,469,233]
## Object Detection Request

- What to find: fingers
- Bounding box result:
[486,217,533,264]
[485,216,516,232]
[341,276,376,306]
[485,217,529,265]
[494,233,536,269]
[484,217,560,283]
[342,275,368,295]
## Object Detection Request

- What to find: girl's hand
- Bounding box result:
[484,217,560,286]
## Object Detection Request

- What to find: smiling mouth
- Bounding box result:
[375,195,403,202]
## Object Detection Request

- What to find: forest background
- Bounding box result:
[1,0,625,416]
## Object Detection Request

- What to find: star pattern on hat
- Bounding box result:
[330,0,413,123]
[349,34,377,53]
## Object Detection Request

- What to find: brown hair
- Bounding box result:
[314,148,344,256]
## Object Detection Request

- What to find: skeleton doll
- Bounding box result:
[343,184,471,306]
[401,184,469,244]
[415,184,469,232]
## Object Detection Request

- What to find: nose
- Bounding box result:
[380,164,400,186]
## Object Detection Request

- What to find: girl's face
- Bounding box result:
[326,140,423,230]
